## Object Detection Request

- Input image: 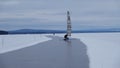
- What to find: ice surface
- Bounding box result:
[0,34,51,54]
[72,33,120,68]
[0,34,89,68]
[0,33,120,68]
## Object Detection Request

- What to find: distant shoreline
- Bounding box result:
[6,31,120,35]
[1,29,120,35]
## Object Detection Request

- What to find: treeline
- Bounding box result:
[0,30,8,35]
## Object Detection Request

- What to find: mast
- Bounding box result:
[67,11,72,36]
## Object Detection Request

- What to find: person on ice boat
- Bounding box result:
[64,34,69,40]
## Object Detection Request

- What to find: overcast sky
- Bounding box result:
[0,0,120,30]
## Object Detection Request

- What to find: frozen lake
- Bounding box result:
[0,33,120,68]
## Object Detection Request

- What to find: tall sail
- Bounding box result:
[67,11,72,36]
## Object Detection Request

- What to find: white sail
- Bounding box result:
[67,11,72,36]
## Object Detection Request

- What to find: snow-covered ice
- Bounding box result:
[0,33,120,68]
[73,33,120,68]
[0,34,51,54]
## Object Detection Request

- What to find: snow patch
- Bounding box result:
[0,34,51,54]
